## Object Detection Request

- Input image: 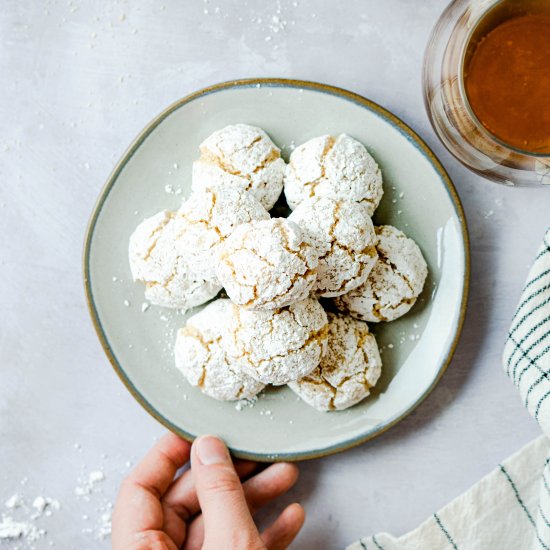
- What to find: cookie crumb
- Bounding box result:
[235,396,258,411]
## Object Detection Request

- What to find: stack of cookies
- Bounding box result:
[128,124,427,411]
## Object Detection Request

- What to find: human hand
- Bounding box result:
[112,433,305,549]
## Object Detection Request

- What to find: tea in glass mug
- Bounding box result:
[424,0,550,186]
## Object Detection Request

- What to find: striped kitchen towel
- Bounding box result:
[348,227,550,550]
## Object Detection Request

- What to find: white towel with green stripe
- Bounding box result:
[348,227,550,550]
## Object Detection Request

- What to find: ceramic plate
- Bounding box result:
[84,79,469,461]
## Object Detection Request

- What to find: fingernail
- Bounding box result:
[196,435,229,465]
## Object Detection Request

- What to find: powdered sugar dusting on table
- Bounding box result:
[0,443,130,545]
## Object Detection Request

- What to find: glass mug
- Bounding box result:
[423,0,550,186]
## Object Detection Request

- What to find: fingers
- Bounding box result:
[163,459,257,521]
[261,503,306,550]
[162,459,256,544]
[244,463,299,514]
[126,432,191,499]
[191,435,264,550]
[182,462,300,550]
[111,433,191,549]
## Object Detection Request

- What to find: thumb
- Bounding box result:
[191,435,265,550]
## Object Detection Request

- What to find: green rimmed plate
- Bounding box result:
[83,78,469,461]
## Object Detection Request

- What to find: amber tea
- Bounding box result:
[463,0,550,155]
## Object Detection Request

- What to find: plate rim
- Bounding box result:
[83,77,470,461]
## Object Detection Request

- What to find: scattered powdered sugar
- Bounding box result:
[95,502,113,540]
[32,496,60,517]
[202,1,296,45]
[235,395,259,411]
[5,495,23,509]
[0,492,60,545]
[81,504,112,540]
[0,516,45,543]
[281,140,296,153]
[89,471,106,484]
[0,444,122,545]
[164,183,182,195]
[75,469,106,497]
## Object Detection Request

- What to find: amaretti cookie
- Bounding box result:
[284,134,383,215]
[174,299,265,401]
[288,196,378,297]
[192,123,285,211]
[216,218,319,310]
[288,312,382,411]
[223,298,329,385]
[178,187,270,281]
[334,225,428,322]
[128,210,221,311]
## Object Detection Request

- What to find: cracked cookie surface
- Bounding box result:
[288,312,382,411]
[216,218,320,310]
[223,298,329,385]
[178,187,270,281]
[174,299,265,401]
[283,134,383,215]
[288,197,378,297]
[192,123,285,211]
[129,210,221,311]
[333,225,428,322]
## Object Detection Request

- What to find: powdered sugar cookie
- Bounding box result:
[288,312,382,411]
[129,210,221,310]
[178,187,270,281]
[216,218,319,310]
[334,225,428,322]
[174,300,265,401]
[223,298,329,385]
[284,134,383,215]
[192,123,285,210]
[288,196,378,297]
